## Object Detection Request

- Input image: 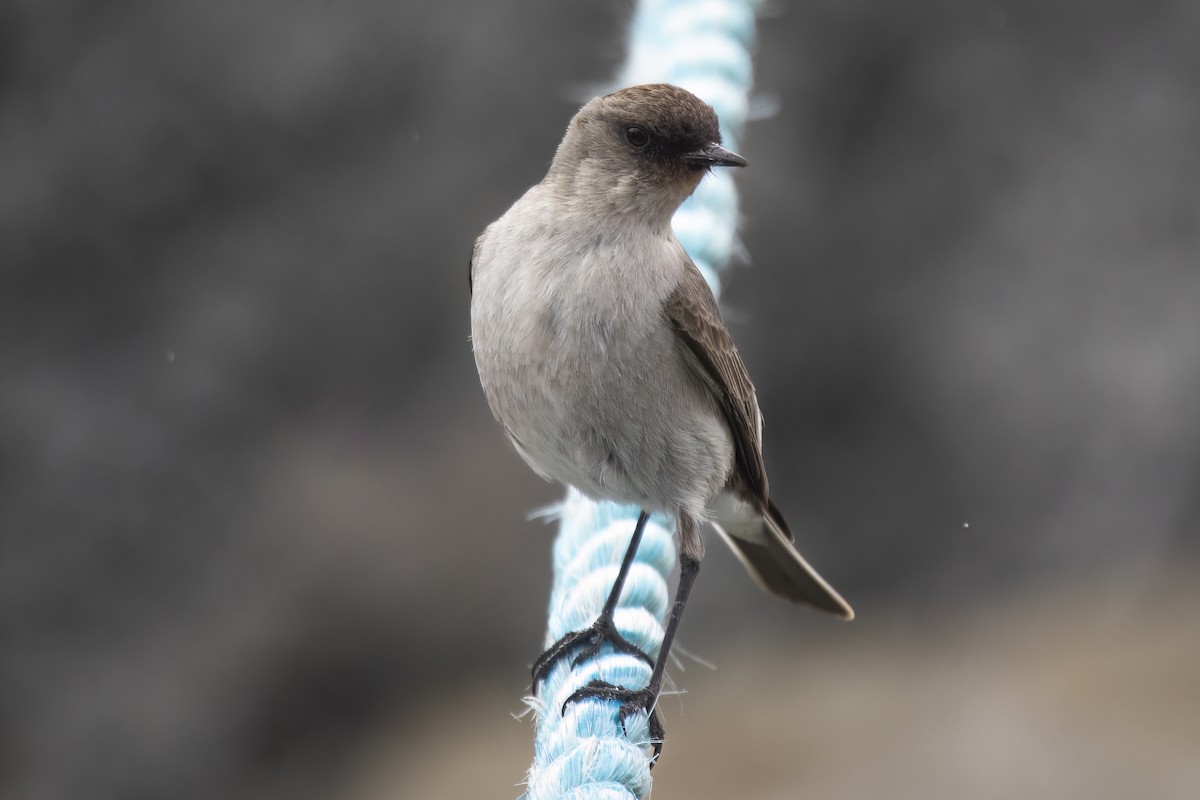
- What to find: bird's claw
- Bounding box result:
[531,613,654,688]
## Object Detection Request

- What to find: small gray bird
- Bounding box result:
[469,84,852,750]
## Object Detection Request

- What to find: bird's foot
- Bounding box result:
[531,611,654,687]
[562,678,665,761]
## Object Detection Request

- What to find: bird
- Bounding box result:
[468,83,852,754]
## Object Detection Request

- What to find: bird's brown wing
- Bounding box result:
[664,260,770,509]
[667,261,848,615]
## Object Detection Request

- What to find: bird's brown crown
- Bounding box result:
[593,84,723,155]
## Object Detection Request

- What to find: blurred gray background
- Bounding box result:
[2,1,1198,798]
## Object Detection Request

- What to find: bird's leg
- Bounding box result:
[532,510,655,688]
[563,552,701,762]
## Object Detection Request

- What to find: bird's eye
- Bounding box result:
[625,126,650,148]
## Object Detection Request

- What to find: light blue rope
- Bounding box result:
[524,1,758,798]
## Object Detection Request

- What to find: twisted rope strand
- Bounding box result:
[524,2,758,797]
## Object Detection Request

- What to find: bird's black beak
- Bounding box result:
[685,142,749,169]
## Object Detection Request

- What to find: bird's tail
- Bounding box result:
[710,493,854,620]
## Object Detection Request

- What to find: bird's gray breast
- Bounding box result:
[471,216,733,516]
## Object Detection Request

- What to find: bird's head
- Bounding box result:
[548,84,747,222]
